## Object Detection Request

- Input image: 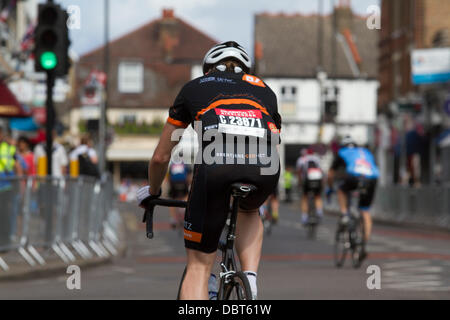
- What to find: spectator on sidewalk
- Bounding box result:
[70,136,99,178]
[17,136,36,176]
[0,127,23,250]
[34,130,69,178]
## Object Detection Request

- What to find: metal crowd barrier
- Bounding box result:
[371,185,450,229]
[0,175,122,272]
[324,185,450,230]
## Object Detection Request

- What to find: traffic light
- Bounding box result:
[34,3,70,76]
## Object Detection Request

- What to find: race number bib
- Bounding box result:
[354,159,373,176]
[215,109,266,138]
[171,164,185,175]
[307,168,323,180]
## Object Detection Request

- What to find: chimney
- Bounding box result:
[159,8,179,63]
[162,8,175,19]
[334,0,353,33]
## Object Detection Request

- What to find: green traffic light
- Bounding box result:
[40,51,58,70]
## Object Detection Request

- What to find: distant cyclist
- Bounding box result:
[296,148,324,225]
[168,157,191,229]
[137,41,281,300]
[327,135,379,261]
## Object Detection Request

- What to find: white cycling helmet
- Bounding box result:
[341,135,357,147]
[202,41,252,74]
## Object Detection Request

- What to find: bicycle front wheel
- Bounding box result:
[221,271,253,300]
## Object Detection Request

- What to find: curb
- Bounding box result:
[0,256,112,282]
[0,243,128,283]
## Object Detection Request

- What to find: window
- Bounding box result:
[118,61,144,93]
[280,86,298,101]
[120,114,136,125]
[280,85,298,116]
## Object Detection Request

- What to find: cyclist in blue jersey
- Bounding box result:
[168,158,191,229]
[327,136,379,259]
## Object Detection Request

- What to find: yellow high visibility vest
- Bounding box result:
[0,142,16,174]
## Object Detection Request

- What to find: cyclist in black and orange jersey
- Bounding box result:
[137,41,282,300]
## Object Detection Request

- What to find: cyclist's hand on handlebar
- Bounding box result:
[137,185,161,208]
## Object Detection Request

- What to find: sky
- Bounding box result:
[54,0,380,58]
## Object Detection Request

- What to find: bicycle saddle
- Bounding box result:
[230,183,257,198]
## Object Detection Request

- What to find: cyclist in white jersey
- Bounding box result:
[296,148,324,224]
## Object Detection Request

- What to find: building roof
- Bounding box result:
[254,11,379,79]
[75,9,217,109]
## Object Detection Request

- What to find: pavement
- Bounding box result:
[0,201,449,300]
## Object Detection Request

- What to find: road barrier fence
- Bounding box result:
[324,185,450,230]
[0,175,122,272]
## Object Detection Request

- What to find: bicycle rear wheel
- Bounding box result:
[176,266,187,300]
[334,227,348,268]
[351,218,366,269]
[221,271,253,300]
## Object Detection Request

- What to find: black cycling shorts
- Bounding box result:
[338,176,377,210]
[302,179,323,196]
[184,163,280,253]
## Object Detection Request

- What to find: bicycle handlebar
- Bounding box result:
[142,198,187,239]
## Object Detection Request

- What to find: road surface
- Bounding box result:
[0,201,449,300]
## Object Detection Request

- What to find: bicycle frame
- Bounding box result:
[217,195,240,299]
[144,184,254,300]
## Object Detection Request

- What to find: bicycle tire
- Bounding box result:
[176,266,187,300]
[334,228,348,268]
[221,271,253,300]
[351,218,366,269]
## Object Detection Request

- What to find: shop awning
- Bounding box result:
[9,117,39,131]
[0,81,30,118]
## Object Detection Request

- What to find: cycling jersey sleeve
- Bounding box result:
[168,89,191,128]
[268,90,282,130]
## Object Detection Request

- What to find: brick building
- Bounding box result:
[377,0,450,185]
[254,2,379,171]
[378,0,450,110]
[70,9,216,183]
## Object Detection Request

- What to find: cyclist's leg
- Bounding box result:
[337,188,348,215]
[337,177,357,216]
[300,183,309,224]
[235,208,263,271]
[314,181,324,218]
[360,211,372,241]
[358,178,377,242]
[235,208,262,299]
[179,249,217,300]
[314,195,323,218]
[182,165,228,299]
[169,207,178,229]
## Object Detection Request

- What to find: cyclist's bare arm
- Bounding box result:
[148,122,183,195]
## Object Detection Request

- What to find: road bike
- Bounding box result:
[304,190,320,240]
[333,190,366,269]
[142,182,255,300]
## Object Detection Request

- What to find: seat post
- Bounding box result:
[226,194,240,250]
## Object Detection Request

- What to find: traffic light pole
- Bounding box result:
[45,70,55,176]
